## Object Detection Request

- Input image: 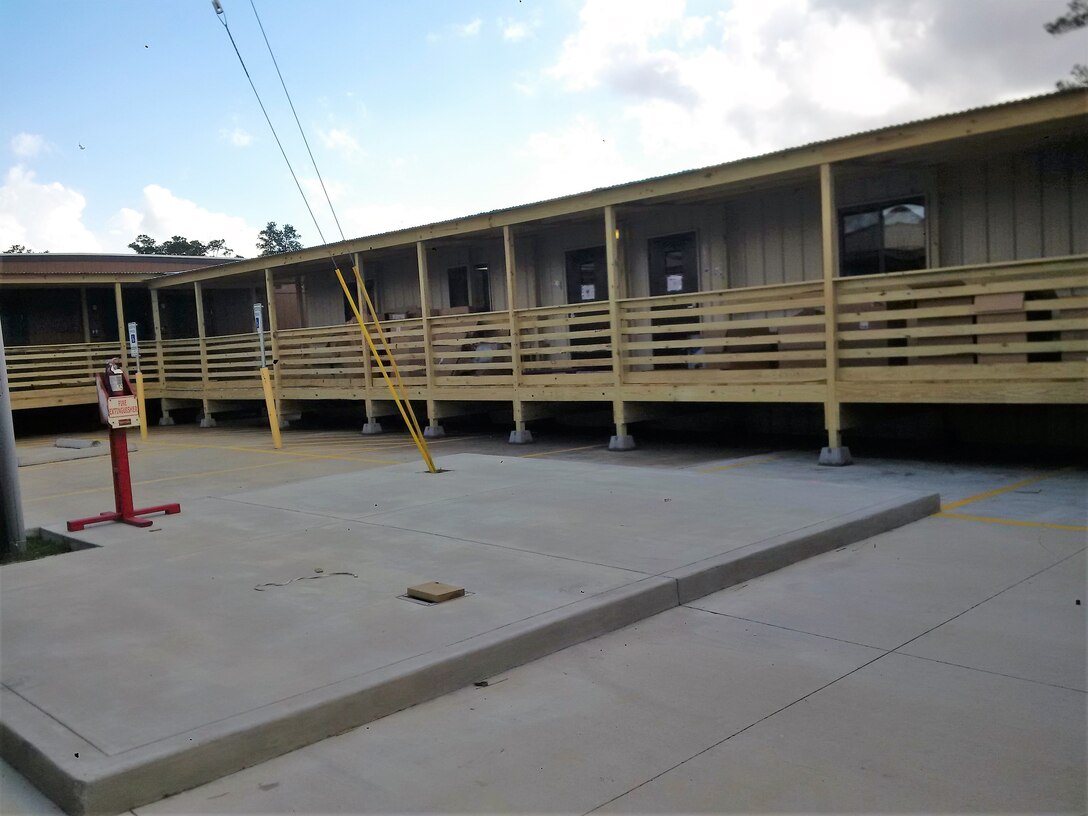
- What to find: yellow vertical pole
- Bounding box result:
[504,225,529,439]
[263,269,284,426]
[135,371,149,440]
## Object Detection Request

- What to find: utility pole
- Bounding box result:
[0,318,26,554]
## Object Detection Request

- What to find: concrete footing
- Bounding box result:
[819,446,853,467]
[361,422,383,436]
[608,435,636,451]
[508,430,534,445]
[157,416,175,427]
[198,416,217,429]
[423,425,445,439]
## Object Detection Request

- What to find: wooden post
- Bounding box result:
[604,205,633,449]
[417,241,441,436]
[263,268,285,426]
[354,252,373,391]
[504,225,532,443]
[80,287,93,381]
[194,281,214,427]
[150,289,164,387]
[819,162,848,463]
[114,283,127,371]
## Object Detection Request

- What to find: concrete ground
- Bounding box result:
[2,421,1085,814]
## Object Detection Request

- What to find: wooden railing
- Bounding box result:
[517,300,615,383]
[7,257,1086,411]
[619,281,827,383]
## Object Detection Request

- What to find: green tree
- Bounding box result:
[1046,0,1088,89]
[128,234,233,256]
[4,244,31,253]
[256,222,303,256]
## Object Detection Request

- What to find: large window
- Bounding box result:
[448,264,491,311]
[840,197,926,277]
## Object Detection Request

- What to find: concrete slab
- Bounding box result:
[688,515,1082,650]
[0,453,936,815]
[598,653,1085,814]
[900,550,1086,690]
[135,607,882,815]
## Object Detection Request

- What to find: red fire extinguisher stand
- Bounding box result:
[67,366,180,532]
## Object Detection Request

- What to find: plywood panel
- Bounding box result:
[938,166,964,267]
[1041,147,1072,258]
[985,161,1016,262]
[1011,151,1043,260]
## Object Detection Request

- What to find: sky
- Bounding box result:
[1,0,1083,257]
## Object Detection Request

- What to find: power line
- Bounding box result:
[248,0,347,242]
[212,0,328,247]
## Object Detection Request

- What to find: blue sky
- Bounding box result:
[2,0,1083,256]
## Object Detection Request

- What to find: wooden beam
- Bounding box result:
[194,282,211,417]
[114,283,128,371]
[354,252,372,390]
[417,241,438,426]
[604,205,629,437]
[150,289,164,386]
[820,163,841,448]
[503,225,526,429]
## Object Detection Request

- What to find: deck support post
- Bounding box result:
[194,281,215,427]
[114,282,127,372]
[504,226,533,444]
[417,241,443,438]
[263,269,288,429]
[604,205,634,450]
[150,289,172,424]
[818,162,850,465]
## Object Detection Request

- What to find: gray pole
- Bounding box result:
[0,318,27,554]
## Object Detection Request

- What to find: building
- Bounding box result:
[3,90,1086,456]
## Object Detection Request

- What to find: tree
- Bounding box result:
[128,234,233,256]
[1046,0,1088,89]
[4,245,31,253]
[256,222,303,256]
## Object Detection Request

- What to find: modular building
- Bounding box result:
[2,90,1086,455]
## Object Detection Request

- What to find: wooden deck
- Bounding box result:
[7,256,1087,417]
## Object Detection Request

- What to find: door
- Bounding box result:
[647,232,698,366]
[564,246,609,363]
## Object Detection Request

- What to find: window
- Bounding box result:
[448,265,491,311]
[840,198,926,277]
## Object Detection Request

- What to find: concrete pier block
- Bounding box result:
[819,446,853,466]
[361,422,384,435]
[423,425,446,439]
[609,435,636,451]
[158,415,175,426]
[199,416,217,428]
[508,430,534,445]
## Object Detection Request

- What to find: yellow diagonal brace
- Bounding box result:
[335,269,437,473]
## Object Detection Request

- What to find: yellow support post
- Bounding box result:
[335,268,437,473]
[260,366,282,449]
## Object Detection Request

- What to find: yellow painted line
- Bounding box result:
[27,461,282,502]
[520,443,605,459]
[940,467,1073,512]
[936,512,1087,532]
[699,455,779,473]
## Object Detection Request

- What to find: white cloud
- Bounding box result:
[501,19,531,41]
[319,127,364,160]
[220,127,253,147]
[11,133,46,159]
[458,18,482,36]
[0,165,100,251]
[109,185,259,256]
[545,0,1082,172]
[518,117,633,201]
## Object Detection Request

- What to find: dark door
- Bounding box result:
[564,247,609,363]
[648,232,697,366]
